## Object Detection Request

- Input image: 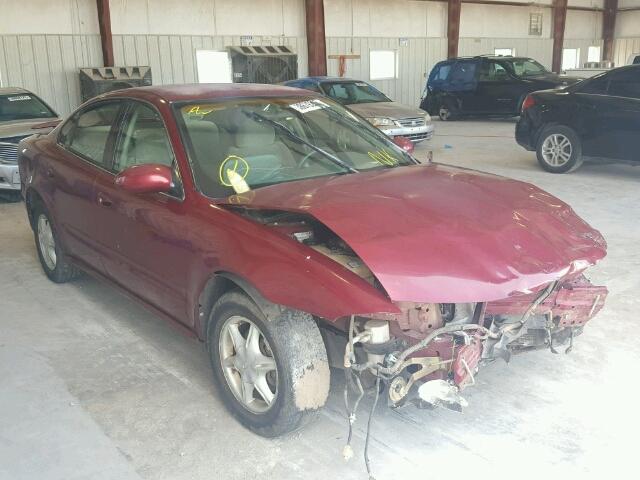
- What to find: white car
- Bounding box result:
[0,88,59,199]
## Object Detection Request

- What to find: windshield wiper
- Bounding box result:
[243,110,359,174]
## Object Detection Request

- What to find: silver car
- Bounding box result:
[0,88,59,196]
[283,77,434,142]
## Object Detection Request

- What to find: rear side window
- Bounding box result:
[608,69,640,99]
[428,62,453,87]
[60,102,122,167]
[578,74,609,95]
[449,61,477,84]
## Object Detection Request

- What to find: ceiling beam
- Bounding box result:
[96,0,114,67]
[602,0,618,63]
[448,0,462,59]
[551,0,568,73]
[305,0,327,76]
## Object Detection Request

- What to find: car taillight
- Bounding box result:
[521,94,536,112]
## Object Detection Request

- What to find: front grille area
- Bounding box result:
[405,130,433,142]
[396,117,426,128]
[0,142,19,164]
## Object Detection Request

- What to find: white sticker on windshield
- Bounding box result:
[355,82,369,87]
[289,99,329,113]
[7,95,32,102]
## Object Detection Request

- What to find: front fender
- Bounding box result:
[186,202,400,333]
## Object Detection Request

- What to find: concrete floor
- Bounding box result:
[1,119,639,480]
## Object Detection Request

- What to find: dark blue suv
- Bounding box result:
[420,56,581,121]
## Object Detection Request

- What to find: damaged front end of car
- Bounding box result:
[342,274,607,413]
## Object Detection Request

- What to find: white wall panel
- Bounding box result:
[326,36,447,106]
[0,0,99,35]
[110,0,305,37]
[460,5,552,38]
[565,11,602,39]
[0,34,102,116]
[324,0,446,38]
[613,37,640,66]
[616,12,640,39]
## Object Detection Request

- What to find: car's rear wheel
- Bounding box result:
[207,291,330,437]
[438,100,458,121]
[33,203,79,283]
[536,126,583,173]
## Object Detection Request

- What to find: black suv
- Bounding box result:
[516,65,640,173]
[420,56,581,120]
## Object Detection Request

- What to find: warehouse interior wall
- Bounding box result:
[0,0,637,116]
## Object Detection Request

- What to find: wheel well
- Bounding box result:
[197,274,236,339]
[25,188,43,230]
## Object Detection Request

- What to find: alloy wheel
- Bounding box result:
[439,106,451,121]
[219,315,278,413]
[541,134,572,167]
[37,214,57,270]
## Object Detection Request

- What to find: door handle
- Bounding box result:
[97,193,112,207]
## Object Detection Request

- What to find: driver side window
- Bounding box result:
[113,102,183,198]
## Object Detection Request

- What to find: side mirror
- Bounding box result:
[392,136,415,154]
[115,164,173,194]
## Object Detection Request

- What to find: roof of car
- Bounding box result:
[0,87,31,95]
[100,83,314,103]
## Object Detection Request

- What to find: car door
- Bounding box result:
[474,59,519,114]
[602,68,640,161]
[575,69,640,161]
[50,101,125,272]
[91,100,193,324]
[443,60,479,113]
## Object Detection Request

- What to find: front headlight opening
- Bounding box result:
[366,117,395,127]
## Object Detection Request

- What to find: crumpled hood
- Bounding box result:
[225,164,606,303]
[0,117,59,141]
[347,101,428,120]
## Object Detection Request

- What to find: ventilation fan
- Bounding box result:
[228,46,298,84]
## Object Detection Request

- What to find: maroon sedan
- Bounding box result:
[18,84,607,437]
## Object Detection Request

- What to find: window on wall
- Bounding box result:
[494,48,514,57]
[369,50,397,80]
[196,51,232,83]
[562,48,581,70]
[587,46,601,63]
[529,13,543,36]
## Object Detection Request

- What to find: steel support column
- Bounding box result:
[602,0,618,63]
[96,0,114,67]
[305,0,327,76]
[552,0,568,73]
[447,0,462,59]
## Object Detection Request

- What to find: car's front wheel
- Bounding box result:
[207,291,330,437]
[33,203,79,283]
[536,126,583,173]
[438,100,458,121]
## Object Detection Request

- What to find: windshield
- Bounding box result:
[503,58,549,77]
[176,96,414,198]
[320,81,390,105]
[0,93,56,122]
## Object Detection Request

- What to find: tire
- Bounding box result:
[438,100,458,121]
[33,202,79,283]
[536,125,583,173]
[207,291,330,437]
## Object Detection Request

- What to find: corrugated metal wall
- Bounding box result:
[613,38,640,67]
[112,34,308,86]
[326,37,447,107]
[0,34,102,116]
